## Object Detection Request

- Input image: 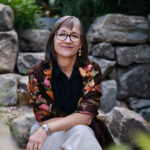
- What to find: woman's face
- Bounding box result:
[54,24,82,59]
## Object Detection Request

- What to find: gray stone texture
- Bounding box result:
[99,80,117,113]
[0,4,14,31]
[9,112,36,148]
[0,30,18,73]
[87,14,149,44]
[91,42,115,59]
[0,73,20,106]
[117,64,150,100]
[17,52,45,75]
[116,45,150,66]
[18,29,50,52]
[89,56,116,79]
[106,107,150,145]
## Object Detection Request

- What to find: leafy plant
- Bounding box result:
[0,0,42,30]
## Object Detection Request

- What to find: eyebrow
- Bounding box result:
[58,29,80,35]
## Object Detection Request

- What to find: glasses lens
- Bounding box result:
[70,34,80,41]
[57,33,67,41]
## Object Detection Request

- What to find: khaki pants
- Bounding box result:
[30,122,102,150]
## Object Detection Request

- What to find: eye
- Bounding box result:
[71,34,79,38]
[58,33,66,36]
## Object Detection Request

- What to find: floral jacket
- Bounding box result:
[27,60,113,148]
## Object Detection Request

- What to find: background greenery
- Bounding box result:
[37,0,150,31]
[1,0,150,31]
[0,0,41,30]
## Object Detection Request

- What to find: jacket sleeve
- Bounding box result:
[76,62,102,116]
[27,69,52,122]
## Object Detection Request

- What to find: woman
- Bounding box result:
[27,16,113,150]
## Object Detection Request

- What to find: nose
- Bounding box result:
[65,35,72,42]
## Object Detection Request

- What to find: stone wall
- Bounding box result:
[87,14,150,123]
[0,3,150,149]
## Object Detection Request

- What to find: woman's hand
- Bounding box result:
[27,127,47,150]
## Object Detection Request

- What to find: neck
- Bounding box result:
[56,55,77,78]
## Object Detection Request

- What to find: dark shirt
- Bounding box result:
[51,61,83,113]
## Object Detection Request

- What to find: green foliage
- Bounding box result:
[134,131,150,150]
[0,0,42,30]
[106,131,150,150]
[106,144,132,150]
[44,0,150,31]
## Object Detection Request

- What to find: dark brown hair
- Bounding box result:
[44,16,88,67]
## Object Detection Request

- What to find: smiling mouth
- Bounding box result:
[61,46,73,49]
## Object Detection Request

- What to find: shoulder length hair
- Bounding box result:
[44,16,88,67]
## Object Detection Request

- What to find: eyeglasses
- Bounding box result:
[56,32,80,42]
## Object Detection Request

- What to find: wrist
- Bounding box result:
[41,124,52,136]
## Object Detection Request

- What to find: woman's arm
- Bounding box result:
[42,113,94,132]
[27,113,94,150]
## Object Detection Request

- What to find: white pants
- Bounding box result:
[30,122,102,150]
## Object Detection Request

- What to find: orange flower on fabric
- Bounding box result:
[79,67,87,77]
[44,69,52,79]
[46,91,54,101]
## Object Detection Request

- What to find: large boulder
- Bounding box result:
[99,80,117,112]
[0,73,20,106]
[0,30,18,73]
[105,107,150,146]
[18,76,29,106]
[18,29,50,52]
[9,112,36,148]
[17,52,45,75]
[87,14,149,44]
[0,4,14,31]
[116,45,150,66]
[117,64,150,100]
[91,42,115,59]
[127,97,150,123]
[89,56,116,79]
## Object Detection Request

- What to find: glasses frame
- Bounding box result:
[56,32,81,42]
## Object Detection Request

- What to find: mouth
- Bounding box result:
[61,46,73,49]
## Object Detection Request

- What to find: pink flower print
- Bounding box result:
[97,84,101,92]
[84,64,92,71]
[33,77,37,82]
[44,78,51,86]
[35,112,42,121]
[39,104,49,112]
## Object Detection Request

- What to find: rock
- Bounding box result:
[99,80,117,113]
[0,4,14,31]
[36,17,58,29]
[117,64,150,100]
[139,108,150,123]
[148,15,150,22]
[0,30,18,73]
[0,121,18,150]
[127,97,150,111]
[18,76,29,106]
[18,29,50,52]
[0,73,20,106]
[116,45,150,66]
[89,56,116,79]
[91,42,115,59]
[17,52,45,75]
[106,107,150,146]
[9,112,36,148]
[87,14,149,44]
[108,68,117,80]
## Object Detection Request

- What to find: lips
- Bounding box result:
[61,46,73,49]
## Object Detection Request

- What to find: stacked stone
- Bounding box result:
[87,14,150,122]
[0,3,150,148]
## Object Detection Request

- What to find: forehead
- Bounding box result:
[58,23,81,34]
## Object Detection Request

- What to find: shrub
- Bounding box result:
[0,0,42,30]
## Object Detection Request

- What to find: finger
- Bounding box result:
[38,144,42,150]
